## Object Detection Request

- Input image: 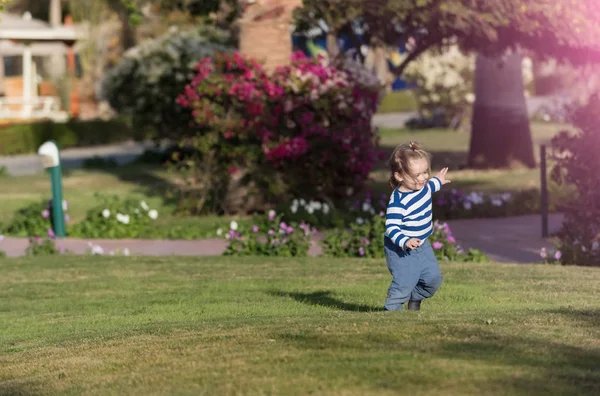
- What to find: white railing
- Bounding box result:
[0,96,68,121]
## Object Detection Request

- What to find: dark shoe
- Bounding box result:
[407,300,421,311]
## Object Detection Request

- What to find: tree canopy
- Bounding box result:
[295,0,600,74]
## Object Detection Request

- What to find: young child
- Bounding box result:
[384,141,450,311]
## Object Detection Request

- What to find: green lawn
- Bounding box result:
[369,121,574,196]
[1,256,599,395]
[376,90,418,114]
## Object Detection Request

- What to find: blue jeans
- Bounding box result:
[384,237,443,311]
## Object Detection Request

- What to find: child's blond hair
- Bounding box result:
[388,141,431,189]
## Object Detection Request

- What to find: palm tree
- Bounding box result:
[468,50,536,169]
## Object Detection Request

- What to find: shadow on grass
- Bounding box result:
[268,290,383,312]
[274,309,600,395]
[0,381,42,395]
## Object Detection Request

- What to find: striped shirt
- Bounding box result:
[385,177,442,249]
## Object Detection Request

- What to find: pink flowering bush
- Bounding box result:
[550,93,600,266]
[176,51,382,213]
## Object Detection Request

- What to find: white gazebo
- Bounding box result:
[0,11,81,121]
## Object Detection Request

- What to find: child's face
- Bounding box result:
[396,157,430,191]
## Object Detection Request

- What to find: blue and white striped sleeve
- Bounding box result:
[427,176,442,193]
[385,191,409,249]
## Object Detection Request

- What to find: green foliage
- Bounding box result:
[25,237,61,256]
[223,212,314,257]
[69,194,159,239]
[102,28,230,140]
[0,119,137,156]
[550,94,600,266]
[295,0,600,77]
[2,199,69,238]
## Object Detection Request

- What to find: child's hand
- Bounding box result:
[405,238,421,250]
[436,167,451,185]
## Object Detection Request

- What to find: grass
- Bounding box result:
[0,166,249,236]
[369,121,575,195]
[1,256,599,395]
[376,90,418,114]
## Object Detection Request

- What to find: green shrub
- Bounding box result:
[0,119,139,155]
[551,94,600,266]
[222,210,314,257]
[321,215,488,262]
[69,194,159,239]
[2,199,70,237]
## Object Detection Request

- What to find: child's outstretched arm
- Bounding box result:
[385,190,410,249]
[428,167,451,193]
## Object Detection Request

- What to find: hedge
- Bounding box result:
[0,119,143,155]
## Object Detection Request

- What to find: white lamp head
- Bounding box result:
[37,141,60,168]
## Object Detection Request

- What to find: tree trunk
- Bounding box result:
[326,31,340,60]
[468,51,536,169]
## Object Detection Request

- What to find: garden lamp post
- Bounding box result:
[37,141,66,237]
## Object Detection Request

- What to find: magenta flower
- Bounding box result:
[252,225,259,233]
[432,241,443,250]
[47,228,55,238]
[42,209,50,219]
[268,210,276,221]
[447,236,456,244]
[268,229,276,236]
[554,250,562,261]
[358,247,365,256]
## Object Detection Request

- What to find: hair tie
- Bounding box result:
[408,141,417,151]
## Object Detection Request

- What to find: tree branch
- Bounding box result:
[391,41,434,77]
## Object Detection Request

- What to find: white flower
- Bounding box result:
[91,244,104,255]
[216,228,223,236]
[134,209,140,214]
[102,209,111,218]
[346,187,354,196]
[290,205,298,214]
[592,241,599,251]
[62,200,68,211]
[306,206,315,214]
[463,201,473,210]
[465,93,475,103]
[123,248,130,256]
[491,199,503,207]
[314,201,322,210]
[299,199,306,206]
[322,204,330,215]
[356,217,364,225]
[501,192,512,202]
[148,209,158,220]
[140,201,149,211]
[116,213,130,224]
[292,199,299,206]
[230,220,238,231]
[362,202,372,212]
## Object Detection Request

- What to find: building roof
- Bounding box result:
[0,12,80,42]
